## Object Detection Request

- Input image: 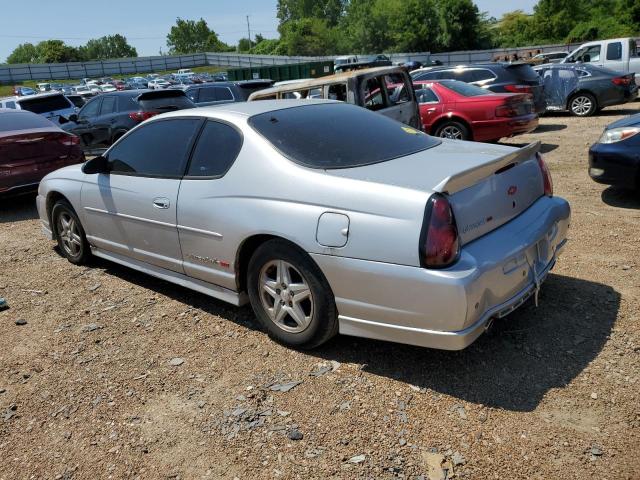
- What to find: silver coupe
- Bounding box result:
[36,100,571,350]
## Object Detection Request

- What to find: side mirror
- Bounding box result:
[82,155,109,175]
[582,54,591,63]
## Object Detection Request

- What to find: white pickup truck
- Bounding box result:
[562,37,640,80]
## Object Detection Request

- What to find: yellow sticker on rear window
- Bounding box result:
[402,126,420,135]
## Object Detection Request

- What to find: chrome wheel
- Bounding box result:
[439,125,464,139]
[57,212,82,257]
[259,260,314,333]
[571,96,593,116]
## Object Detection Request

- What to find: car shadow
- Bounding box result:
[534,124,567,133]
[502,141,559,153]
[598,107,639,117]
[84,258,618,413]
[0,194,38,223]
[601,186,640,209]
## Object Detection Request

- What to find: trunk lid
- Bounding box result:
[327,140,544,244]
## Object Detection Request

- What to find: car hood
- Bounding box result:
[325,138,518,192]
[606,113,640,129]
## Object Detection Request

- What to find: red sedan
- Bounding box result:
[413,80,538,142]
[0,109,84,196]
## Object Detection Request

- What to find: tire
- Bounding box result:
[569,93,597,117]
[434,121,470,140]
[51,200,91,265]
[247,239,338,349]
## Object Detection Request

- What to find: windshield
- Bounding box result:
[439,80,493,97]
[249,103,439,169]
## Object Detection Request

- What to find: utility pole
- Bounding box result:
[246,15,252,53]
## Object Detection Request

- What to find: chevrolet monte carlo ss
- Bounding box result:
[37,100,571,350]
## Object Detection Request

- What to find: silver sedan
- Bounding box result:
[36,100,571,350]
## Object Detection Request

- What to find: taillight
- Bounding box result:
[58,134,80,146]
[504,84,532,94]
[420,194,460,269]
[128,111,158,122]
[536,152,553,197]
[612,76,631,86]
[495,104,517,117]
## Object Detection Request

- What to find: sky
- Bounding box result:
[0,0,539,62]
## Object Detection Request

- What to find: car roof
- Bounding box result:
[156,99,338,120]
[0,91,67,102]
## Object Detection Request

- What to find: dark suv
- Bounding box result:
[411,63,547,113]
[177,80,274,107]
[61,90,194,148]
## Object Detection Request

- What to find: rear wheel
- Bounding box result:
[52,200,91,265]
[569,93,597,117]
[247,239,338,349]
[434,121,470,140]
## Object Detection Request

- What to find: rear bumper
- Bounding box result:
[589,143,640,189]
[312,195,571,350]
[473,114,539,141]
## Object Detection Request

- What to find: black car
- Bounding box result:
[411,63,547,113]
[533,64,638,117]
[60,89,195,148]
[179,80,274,106]
[66,94,87,108]
[589,113,640,190]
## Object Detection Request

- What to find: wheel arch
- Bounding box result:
[430,114,473,140]
[566,89,598,111]
[46,191,73,236]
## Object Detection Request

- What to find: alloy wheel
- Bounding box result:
[259,260,314,333]
[439,125,464,139]
[571,96,592,116]
[57,212,82,257]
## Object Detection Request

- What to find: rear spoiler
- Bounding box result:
[136,89,187,101]
[433,141,541,195]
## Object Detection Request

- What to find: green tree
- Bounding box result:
[436,0,484,51]
[277,0,346,27]
[278,17,337,55]
[81,34,137,60]
[166,18,231,54]
[35,40,82,63]
[237,37,255,52]
[391,0,442,52]
[253,38,283,55]
[493,10,536,47]
[7,43,38,63]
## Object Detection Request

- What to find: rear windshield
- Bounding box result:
[137,95,194,112]
[439,80,493,97]
[18,95,72,114]
[0,112,54,132]
[248,103,439,169]
[506,64,540,82]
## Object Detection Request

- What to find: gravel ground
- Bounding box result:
[1,102,639,480]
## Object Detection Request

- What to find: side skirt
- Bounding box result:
[91,247,248,307]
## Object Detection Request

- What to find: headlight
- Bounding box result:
[598,126,640,144]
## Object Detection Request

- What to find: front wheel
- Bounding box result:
[247,239,338,349]
[569,93,597,117]
[434,121,470,140]
[52,200,91,265]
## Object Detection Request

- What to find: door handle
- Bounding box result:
[153,197,170,209]
[427,108,436,112]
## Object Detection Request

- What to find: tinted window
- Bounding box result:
[186,88,199,102]
[100,96,117,115]
[414,86,438,103]
[18,95,71,114]
[107,119,201,177]
[5,101,16,109]
[606,42,622,61]
[187,121,242,177]
[137,94,193,112]
[469,69,495,82]
[505,64,540,82]
[328,84,347,101]
[118,95,136,112]
[363,76,385,111]
[199,87,216,102]
[0,112,54,131]
[79,98,101,119]
[630,39,638,58]
[215,87,233,101]
[249,103,439,169]
[440,80,492,97]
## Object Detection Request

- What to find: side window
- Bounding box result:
[328,83,347,101]
[100,96,117,115]
[583,45,601,62]
[629,39,638,58]
[79,98,101,119]
[453,70,474,82]
[414,86,438,104]
[186,121,242,178]
[5,101,16,109]
[107,119,201,177]
[384,73,410,105]
[118,96,135,111]
[363,76,385,111]
[199,87,217,103]
[469,69,495,83]
[215,87,233,101]
[606,42,622,61]
[186,89,199,103]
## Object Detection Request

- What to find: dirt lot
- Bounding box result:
[1,103,639,480]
